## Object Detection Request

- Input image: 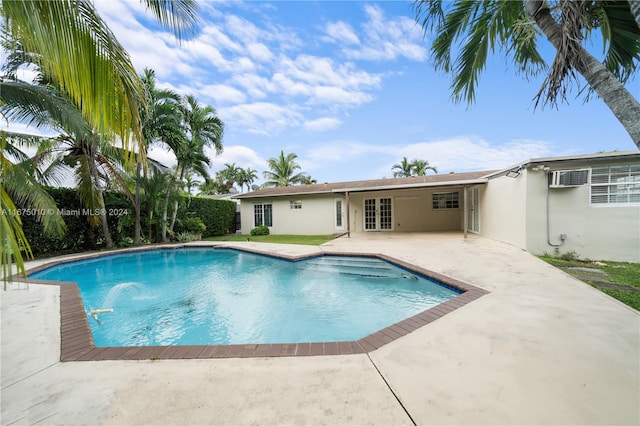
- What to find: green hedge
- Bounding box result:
[18,188,237,257]
[174,196,237,238]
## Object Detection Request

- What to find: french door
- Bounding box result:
[363,197,393,231]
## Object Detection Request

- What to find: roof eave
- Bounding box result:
[332,178,489,193]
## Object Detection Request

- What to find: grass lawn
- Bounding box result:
[539,256,640,311]
[203,234,337,246]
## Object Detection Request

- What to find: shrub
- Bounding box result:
[183,216,206,234]
[176,232,202,242]
[559,250,580,261]
[250,225,269,236]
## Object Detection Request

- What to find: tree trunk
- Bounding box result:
[161,169,179,242]
[169,166,185,233]
[88,153,114,248]
[629,0,640,30]
[134,162,141,245]
[529,1,640,149]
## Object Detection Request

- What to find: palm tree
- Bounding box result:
[411,159,437,175]
[632,1,640,29]
[136,169,171,242]
[219,163,242,191]
[238,167,259,193]
[414,0,640,148]
[392,157,414,178]
[2,0,199,146]
[300,174,317,185]
[1,0,199,280]
[262,150,307,187]
[161,95,224,241]
[1,135,65,287]
[135,68,182,244]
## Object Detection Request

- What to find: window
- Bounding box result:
[432,192,459,209]
[591,164,640,205]
[289,200,302,209]
[254,203,273,226]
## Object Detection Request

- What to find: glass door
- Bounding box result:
[466,187,479,233]
[363,197,393,231]
[334,199,344,231]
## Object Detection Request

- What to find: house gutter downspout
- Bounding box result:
[545,170,564,248]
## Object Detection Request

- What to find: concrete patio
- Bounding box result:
[2,233,639,425]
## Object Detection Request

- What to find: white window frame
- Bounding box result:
[289,200,302,210]
[253,203,273,227]
[432,192,460,210]
[590,164,640,207]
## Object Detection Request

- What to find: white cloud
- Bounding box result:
[218,102,303,135]
[303,136,553,180]
[246,42,273,62]
[148,145,177,168]
[324,21,360,45]
[201,84,247,104]
[207,145,265,171]
[303,117,342,132]
[92,1,421,137]
[395,137,553,173]
[341,5,427,62]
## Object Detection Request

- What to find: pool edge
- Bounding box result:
[17,245,489,361]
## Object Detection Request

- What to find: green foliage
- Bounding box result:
[558,250,580,261]
[174,196,236,237]
[250,225,270,236]
[539,255,640,311]
[183,216,206,234]
[176,232,201,242]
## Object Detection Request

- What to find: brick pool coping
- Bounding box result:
[18,244,489,361]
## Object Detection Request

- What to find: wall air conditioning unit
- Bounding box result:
[548,169,589,188]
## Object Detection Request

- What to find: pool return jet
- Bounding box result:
[90,308,114,322]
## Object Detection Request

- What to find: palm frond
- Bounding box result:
[2,0,143,147]
[140,0,200,41]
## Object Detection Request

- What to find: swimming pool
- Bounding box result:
[32,248,461,347]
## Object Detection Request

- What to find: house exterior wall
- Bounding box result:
[481,159,640,262]
[347,188,463,233]
[478,175,528,248]
[523,161,640,262]
[239,195,339,235]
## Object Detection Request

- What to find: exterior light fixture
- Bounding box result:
[506,168,522,178]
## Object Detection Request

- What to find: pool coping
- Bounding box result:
[17,244,489,361]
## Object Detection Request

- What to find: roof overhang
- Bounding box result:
[332,178,489,193]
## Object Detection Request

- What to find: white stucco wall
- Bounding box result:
[479,174,528,249]
[239,195,341,235]
[523,165,640,262]
[481,162,640,262]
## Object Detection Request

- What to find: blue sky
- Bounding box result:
[7,1,639,186]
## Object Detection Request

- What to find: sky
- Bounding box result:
[5,0,639,187]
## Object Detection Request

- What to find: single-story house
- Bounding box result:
[234,151,640,262]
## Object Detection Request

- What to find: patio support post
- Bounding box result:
[346,191,351,237]
[463,186,468,239]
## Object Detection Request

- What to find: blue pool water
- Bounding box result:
[32,248,460,347]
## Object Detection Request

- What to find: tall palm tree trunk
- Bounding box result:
[169,166,185,233]
[161,168,179,242]
[528,1,640,148]
[134,162,142,245]
[88,153,114,248]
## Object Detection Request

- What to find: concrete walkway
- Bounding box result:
[2,233,639,425]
